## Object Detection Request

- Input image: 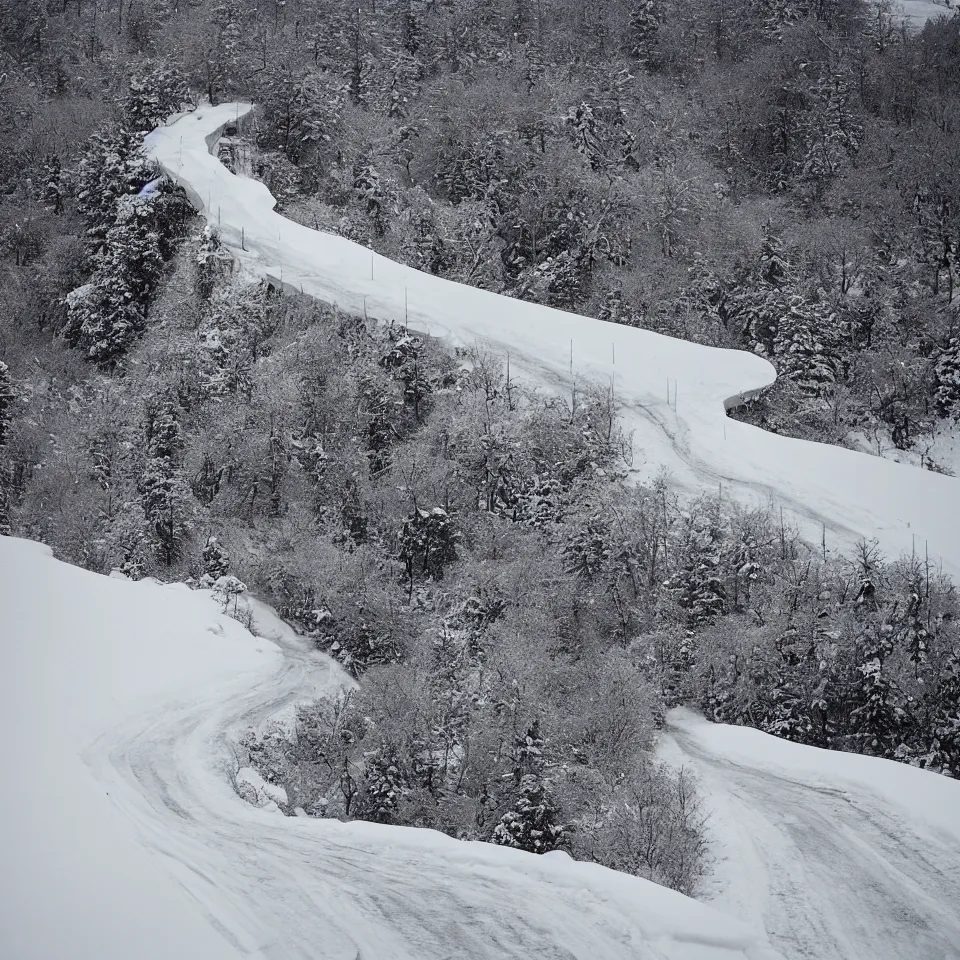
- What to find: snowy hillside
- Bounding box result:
[894,0,958,29]
[147,103,960,579]
[0,536,784,960]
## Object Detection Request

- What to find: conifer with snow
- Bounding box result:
[934,338,960,418]
[0,360,14,536]
[490,774,565,854]
[138,398,192,565]
[628,0,662,70]
[201,536,230,582]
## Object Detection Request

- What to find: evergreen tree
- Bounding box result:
[566,102,604,171]
[122,59,189,134]
[0,361,13,450]
[512,719,546,784]
[562,514,612,581]
[771,294,846,395]
[363,751,409,823]
[933,338,960,418]
[666,503,727,626]
[922,653,960,778]
[64,195,166,364]
[138,398,192,565]
[0,360,14,537]
[628,0,662,70]
[353,156,389,237]
[398,506,458,589]
[490,774,565,854]
[74,127,155,252]
[849,627,905,759]
[41,155,64,215]
[201,536,231,581]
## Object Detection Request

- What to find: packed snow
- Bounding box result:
[0,536,785,960]
[661,709,960,960]
[146,102,960,581]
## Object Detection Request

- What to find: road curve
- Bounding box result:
[83,617,779,960]
[662,713,960,960]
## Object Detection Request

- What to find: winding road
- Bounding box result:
[81,609,777,960]
[663,712,960,960]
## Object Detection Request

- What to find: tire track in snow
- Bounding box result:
[663,718,960,960]
[86,623,778,960]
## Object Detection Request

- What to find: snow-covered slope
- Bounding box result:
[894,0,957,29]
[146,103,960,579]
[0,536,784,960]
[661,709,960,960]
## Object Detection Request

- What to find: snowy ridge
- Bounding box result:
[146,103,960,578]
[0,537,783,960]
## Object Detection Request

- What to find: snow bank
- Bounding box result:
[0,537,280,960]
[146,103,960,580]
[0,537,782,959]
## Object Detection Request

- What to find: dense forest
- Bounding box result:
[0,0,958,894]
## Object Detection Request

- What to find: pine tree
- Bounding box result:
[201,536,231,581]
[566,102,604,171]
[122,59,189,134]
[138,398,192,565]
[0,361,13,450]
[922,653,960,778]
[353,156,389,237]
[75,127,155,252]
[933,338,960,418]
[628,0,662,70]
[196,227,225,301]
[490,774,565,854]
[42,155,64,215]
[563,515,612,581]
[398,506,459,589]
[363,752,408,822]
[666,503,727,626]
[65,195,166,364]
[849,627,904,759]
[512,719,546,784]
[0,361,14,537]
[771,294,846,395]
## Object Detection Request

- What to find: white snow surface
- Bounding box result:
[893,0,958,29]
[146,102,960,578]
[661,708,960,960]
[0,536,784,960]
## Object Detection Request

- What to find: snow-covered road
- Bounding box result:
[94,613,779,960]
[662,710,960,960]
[1,539,783,960]
[146,103,960,580]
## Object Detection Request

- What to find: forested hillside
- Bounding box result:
[0,0,959,888]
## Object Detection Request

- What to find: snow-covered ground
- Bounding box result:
[146,103,960,581]
[662,709,960,960]
[893,0,957,30]
[849,417,960,479]
[0,536,785,960]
